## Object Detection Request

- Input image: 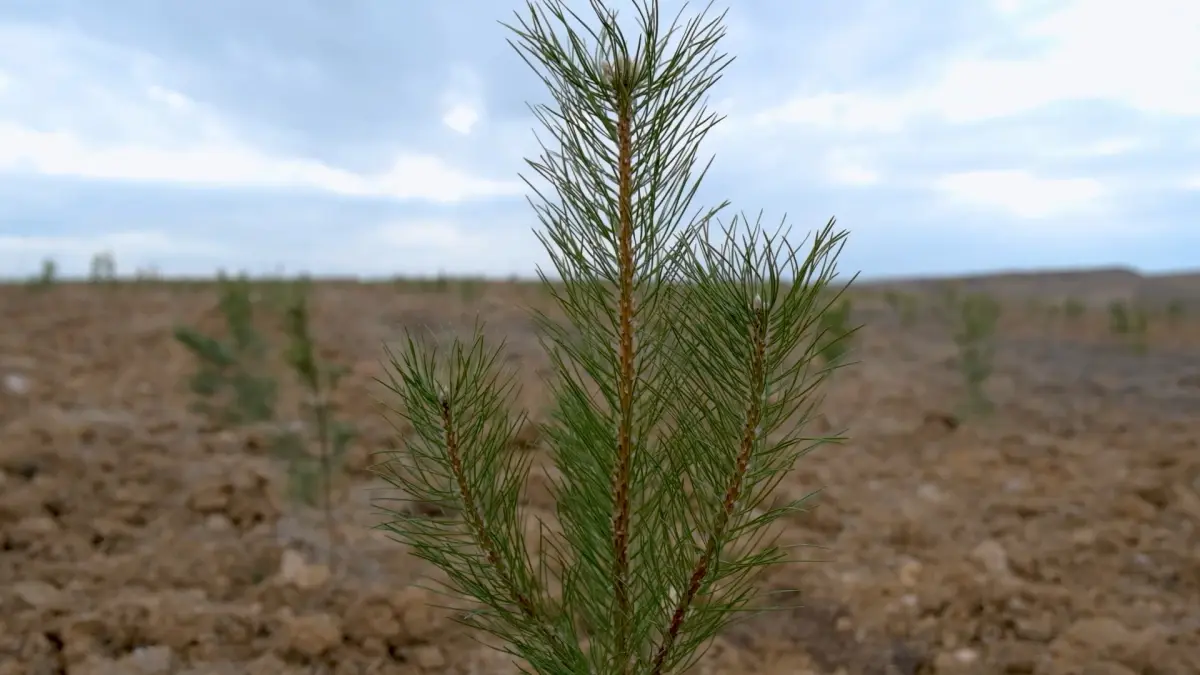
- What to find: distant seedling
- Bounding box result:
[1108,300,1148,354]
[884,290,918,327]
[275,278,358,559]
[816,296,856,367]
[29,258,57,289]
[1063,298,1085,321]
[173,274,278,426]
[90,251,117,284]
[1166,299,1185,326]
[953,292,1000,417]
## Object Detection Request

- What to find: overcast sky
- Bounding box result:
[1,0,1198,280]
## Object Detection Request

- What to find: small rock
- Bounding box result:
[898,559,923,587]
[2,373,29,395]
[1081,662,1138,675]
[391,587,446,641]
[1071,528,1097,546]
[343,594,401,644]
[933,648,980,674]
[278,549,331,590]
[205,514,231,531]
[969,539,1011,577]
[1014,614,1056,642]
[12,580,67,609]
[119,645,175,675]
[412,644,447,669]
[1054,616,1153,664]
[917,483,945,502]
[243,653,290,675]
[953,647,979,663]
[12,516,59,543]
[278,611,342,658]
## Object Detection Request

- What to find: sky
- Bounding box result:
[0,0,1198,281]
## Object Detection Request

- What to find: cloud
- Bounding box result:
[442,104,482,135]
[727,0,1200,225]
[0,20,519,203]
[933,170,1105,221]
[439,65,486,135]
[823,148,881,186]
[752,0,1200,132]
[0,122,521,202]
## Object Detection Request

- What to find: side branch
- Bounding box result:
[439,394,541,621]
[650,301,770,675]
[436,393,576,668]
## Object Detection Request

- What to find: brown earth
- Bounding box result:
[1,271,1198,675]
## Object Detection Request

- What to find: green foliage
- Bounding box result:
[1063,298,1085,320]
[276,278,358,557]
[134,265,161,283]
[90,251,117,283]
[29,258,57,289]
[460,278,484,302]
[899,295,917,326]
[173,274,277,425]
[816,296,855,366]
[1166,299,1185,326]
[884,290,917,327]
[174,275,358,559]
[1108,300,1130,335]
[373,3,853,675]
[883,290,901,313]
[1108,300,1148,354]
[953,292,1000,417]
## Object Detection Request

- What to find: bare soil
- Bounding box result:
[1,271,1198,675]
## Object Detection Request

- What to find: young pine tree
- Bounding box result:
[375,2,853,674]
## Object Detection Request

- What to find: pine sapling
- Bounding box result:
[173,274,277,426]
[373,2,853,674]
[278,278,357,561]
[953,291,999,417]
[1166,299,1185,326]
[30,258,57,289]
[90,251,117,284]
[815,295,856,367]
[1063,297,1085,321]
[1108,300,1131,336]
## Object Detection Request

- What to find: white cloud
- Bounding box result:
[1052,137,1146,159]
[751,92,909,134]
[299,218,547,278]
[442,103,481,135]
[374,219,488,250]
[933,170,1104,219]
[823,148,881,186]
[753,0,1200,134]
[0,123,520,202]
[0,22,518,203]
[439,65,486,136]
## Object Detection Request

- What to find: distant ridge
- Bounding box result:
[856,266,1200,308]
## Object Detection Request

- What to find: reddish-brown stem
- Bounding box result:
[650,306,769,675]
[610,76,637,675]
[440,396,538,620]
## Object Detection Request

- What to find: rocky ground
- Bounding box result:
[1,271,1197,675]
